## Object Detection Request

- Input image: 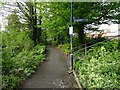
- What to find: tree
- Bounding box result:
[5,12,22,31]
[73,2,120,44]
[16,1,43,45]
[42,2,120,45]
[3,12,33,56]
[40,2,70,45]
[118,26,120,49]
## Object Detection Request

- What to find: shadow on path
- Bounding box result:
[19,46,78,88]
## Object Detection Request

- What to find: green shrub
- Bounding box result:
[2,45,45,90]
[2,75,22,90]
[58,43,70,54]
[75,40,120,89]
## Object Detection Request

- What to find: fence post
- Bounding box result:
[85,44,87,55]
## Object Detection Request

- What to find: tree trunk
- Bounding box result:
[37,15,42,43]
[29,4,37,45]
[77,24,85,45]
[33,3,37,45]
[29,1,38,46]
[118,27,120,50]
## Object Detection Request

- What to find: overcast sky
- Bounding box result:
[99,24,118,32]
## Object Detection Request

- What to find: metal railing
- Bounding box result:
[73,35,120,54]
[68,35,120,70]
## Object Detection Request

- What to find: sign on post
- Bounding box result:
[69,26,73,35]
[73,17,88,22]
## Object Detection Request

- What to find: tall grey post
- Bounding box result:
[69,0,73,70]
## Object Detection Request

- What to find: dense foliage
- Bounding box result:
[58,43,70,54]
[2,45,45,90]
[75,40,120,89]
[1,1,120,89]
[2,30,45,90]
[1,11,46,90]
[41,2,120,45]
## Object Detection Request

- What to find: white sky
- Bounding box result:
[99,24,118,32]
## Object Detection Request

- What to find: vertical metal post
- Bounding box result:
[70,0,73,27]
[70,0,73,70]
[85,44,87,55]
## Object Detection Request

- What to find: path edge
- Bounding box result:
[73,70,83,89]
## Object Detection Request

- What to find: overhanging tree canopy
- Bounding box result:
[41,2,120,44]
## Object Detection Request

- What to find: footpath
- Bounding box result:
[19,46,78,88]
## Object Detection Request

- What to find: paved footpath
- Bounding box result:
[19,46,78,89]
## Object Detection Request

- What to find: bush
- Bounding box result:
[74,40,120,89]
[58,43,70,54]
[2,30,46,90]
[2,75,22,90]
[2,45,45,90]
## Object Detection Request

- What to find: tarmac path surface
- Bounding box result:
[20,46,78,89]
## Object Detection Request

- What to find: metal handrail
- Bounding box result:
[73,35,120,54]
[73,35,120,70]
[73,35,120,50]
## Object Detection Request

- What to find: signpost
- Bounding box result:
[73,17,88,22]
[69,0,73,71]
[69,0,116,71]
[69,0,89,71]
